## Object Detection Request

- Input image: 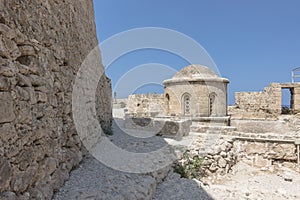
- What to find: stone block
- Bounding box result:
[217,157,227,168]
[0,23,16,39]
[0,92,15,123]
[0,157,12,191]
[0,76,9,91]
[16,86,30,101]
[18,45,35,56]
[0,123,17,144]
[17,73,32,87]
[36,92,47,103]
[0,62,18,77]
[24,87,37,104]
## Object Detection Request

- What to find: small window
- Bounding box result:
[165,93,170,100]
[209,93,217,116]
[182,93,191,115]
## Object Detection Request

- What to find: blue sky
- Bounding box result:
[93,0,300,105]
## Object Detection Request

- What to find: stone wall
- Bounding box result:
[232,83,282,118]
[124,116,191,137]
[231,119,297,134]
[113,98,128,109]
[200,138,237,176]
[176,132,298,181]
[233,140,297,167]
[164,81,228,117]
[96,77,112,134]
[175,138,237,179]
[0,1,112,199]
[127,94,164,117]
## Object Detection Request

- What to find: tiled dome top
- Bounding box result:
[173,64,219,79]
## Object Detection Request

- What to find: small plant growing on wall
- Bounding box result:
[174,151,206,179]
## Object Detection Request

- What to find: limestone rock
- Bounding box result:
[15,86,30,101]
[218,157,227,168]
[0,191,17,200]
[0,23,16,39]
[17,73,31,87]
[0,76,9,91]
[0,158,12,191]
[0,61,18,77]
[18,45,35,56]
[0,92,15,123]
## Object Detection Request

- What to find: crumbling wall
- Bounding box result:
[232,83,281,118]
[113,98,128,109]
[234,140,297,167]
[0,0,112,199]
[127,94,164,117]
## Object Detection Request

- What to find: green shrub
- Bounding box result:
[173,151,206,179]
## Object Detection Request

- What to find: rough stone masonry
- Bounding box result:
[0,0,112,199]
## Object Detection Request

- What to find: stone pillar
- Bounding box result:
[293,87,300,114]
[273,87,282,114]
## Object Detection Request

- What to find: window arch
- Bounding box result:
[182,93,191,115]
[165,93,170,114]
[209,92,217,116]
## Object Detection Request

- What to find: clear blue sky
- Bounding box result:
[93,0,300,105]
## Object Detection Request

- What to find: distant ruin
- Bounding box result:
[232,82,300,119]
[117,65,300,178]
[125,64,233,135]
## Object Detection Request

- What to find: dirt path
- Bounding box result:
[203,162,300,200]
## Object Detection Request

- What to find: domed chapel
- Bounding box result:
[126,64,231,132]
[163,64,229,117]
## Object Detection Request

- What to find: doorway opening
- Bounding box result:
[281,88,294,114]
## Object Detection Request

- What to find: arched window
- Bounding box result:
[165,93,170,114]
[182,93,191,115]
[165,93,170,100]
[209,93,217,116]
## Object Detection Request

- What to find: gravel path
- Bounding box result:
[153,172,212,200]
[53,117,172,199]
[52,155,159,200]
[204,162,300,200]
[53,110,212,199]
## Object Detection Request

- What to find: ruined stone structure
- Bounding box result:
[127,94,164,117]
[125,65,232,134]
[232,82,300,119]
[0,1,112,199]
[163,65,229,118]
[127,65,230,120]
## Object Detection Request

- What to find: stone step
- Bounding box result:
[190,125,236,133]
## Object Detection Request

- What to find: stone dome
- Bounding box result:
[173,64,219,79]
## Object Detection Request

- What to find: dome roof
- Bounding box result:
[173,64,219,79]
[163,64,229,85]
